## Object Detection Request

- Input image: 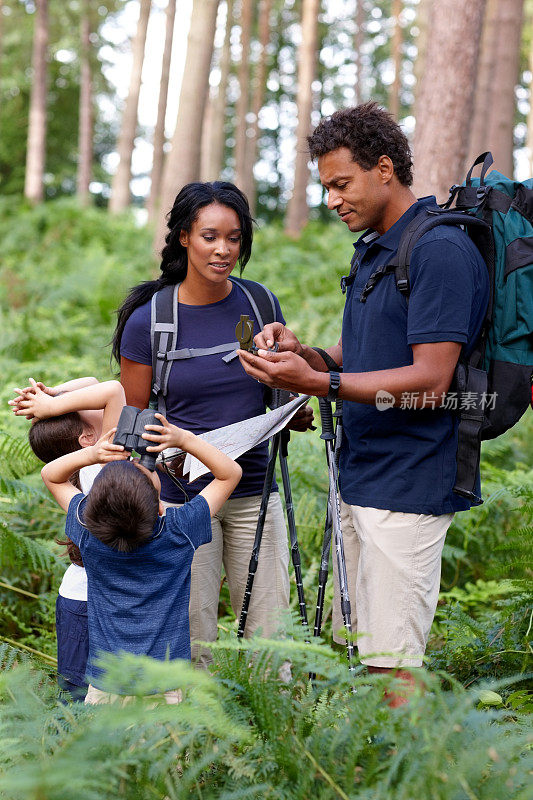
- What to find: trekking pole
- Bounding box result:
[309,400,342,681]
[237,427,281,639]
[308,491,333,683]
[312,398,343,640]
[313,496,333,640]
[279,429,309,629]
[318,397,356,678]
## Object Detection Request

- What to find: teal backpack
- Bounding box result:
[359,152,533,504]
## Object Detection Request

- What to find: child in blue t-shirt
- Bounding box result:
[40,413,242,705]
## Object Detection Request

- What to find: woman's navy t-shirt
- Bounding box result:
[120,281,285,503]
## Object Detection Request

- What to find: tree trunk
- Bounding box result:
[389,0,403,119]
[526,25,533,178]
[412,0,486,202]
[353,0,365,106]
[147,0,176,223]
[77,6,93,206]
[24,0,48,204]
[247,0,272,213]
[0,0,4,83]
[155,0,220,252]
[412,0,433,126]
[234,0,253,192]
[109,0,151,214]
[466,0,498,168]
[201,0,234,181]
[0,0,4,131]
[485,0,525,177]
[285,0,320,236]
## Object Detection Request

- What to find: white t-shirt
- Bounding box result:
[58,463,102,601]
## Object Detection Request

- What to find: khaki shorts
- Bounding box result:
[85,684,182,705]
[332,502,453,668]
[164,492,290,667]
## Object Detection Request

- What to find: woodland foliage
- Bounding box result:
[3,0,533,220]
[0,201,531,798]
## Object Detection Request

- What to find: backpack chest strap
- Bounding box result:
[359,262,399,303]
[165,342,240,362]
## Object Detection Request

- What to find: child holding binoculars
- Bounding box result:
[11,379,241,704]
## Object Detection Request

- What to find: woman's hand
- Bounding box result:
[142,413,191,453]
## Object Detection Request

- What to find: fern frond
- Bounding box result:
[0,521,57,572]
[0,431,40,480]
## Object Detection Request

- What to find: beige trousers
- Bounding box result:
[85,684,182,705]
[164,492,290,666]
[332,502,454,668]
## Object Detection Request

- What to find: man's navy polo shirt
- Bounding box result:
[339,196,489,516]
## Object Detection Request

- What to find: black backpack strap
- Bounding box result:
[452,363,487,505]
[465,151,493,187]
[150,284,180,415]
[340,250,361,294]
[358,210,435,303]
[360,208,492,304]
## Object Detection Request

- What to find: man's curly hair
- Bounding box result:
[307,102,413,187]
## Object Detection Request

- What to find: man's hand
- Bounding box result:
[286,403,315,432]
[142,413,191,452]
[91,428,128,465]
[254,322,304,356]
[238,348,327,396]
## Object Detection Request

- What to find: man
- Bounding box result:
[238,102,489,705]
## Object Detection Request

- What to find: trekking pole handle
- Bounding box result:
[318,397,335,440]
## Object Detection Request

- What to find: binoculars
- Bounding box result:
[113,406,158,471]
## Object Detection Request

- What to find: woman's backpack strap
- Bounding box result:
[229,276,277,329]
[150,283,180,415]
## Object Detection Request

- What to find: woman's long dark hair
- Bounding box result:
[112,182,254,364]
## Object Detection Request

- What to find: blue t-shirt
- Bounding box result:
[339,196,490,516]
[121,282,284,503]
[66,492,212,689]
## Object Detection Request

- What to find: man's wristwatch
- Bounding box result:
[327,371,341,403]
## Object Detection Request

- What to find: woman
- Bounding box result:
[113,182,296,666]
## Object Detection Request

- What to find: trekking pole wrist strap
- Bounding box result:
[312,346,342,373]
[327,372,341,403]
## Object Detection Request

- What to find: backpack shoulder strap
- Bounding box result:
[360,209,491,304]
[150,283,180,415]
[229,276,277,329]
[358,210,436,303]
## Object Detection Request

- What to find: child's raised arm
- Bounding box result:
[41,429,128,512]
[46,376,99,395]
[10,377,99,416]
[142,414,242,517]
[12,380,125,432]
